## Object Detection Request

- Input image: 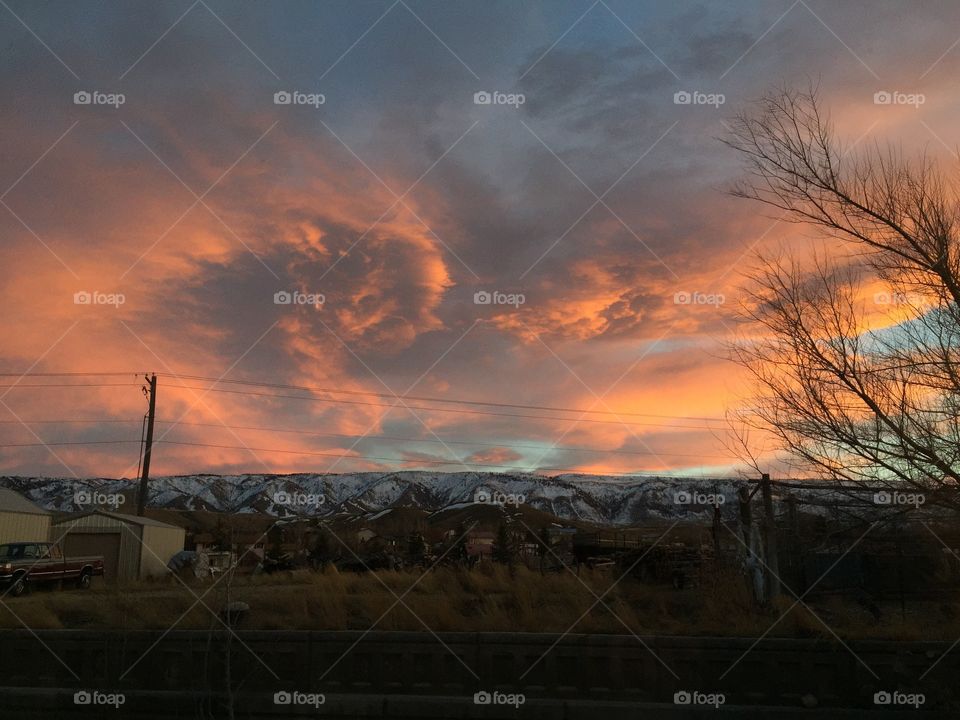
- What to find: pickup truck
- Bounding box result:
[0,542,104,597]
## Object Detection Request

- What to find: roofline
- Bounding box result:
[0,507,52,517]
[0,488,53,516]
[51,509,183,530]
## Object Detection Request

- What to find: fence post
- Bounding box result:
[761,474,781,601]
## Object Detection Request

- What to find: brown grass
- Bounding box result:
[1,566,957,640]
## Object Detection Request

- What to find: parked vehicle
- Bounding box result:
[0,542,104,597]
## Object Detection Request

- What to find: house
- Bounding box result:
[51,510,185,583]
[518,541,540,558]
[192,530,267,571]
[356,528,378,544]
[465,530,496,560]
[191,532,218,553]
[546,526,578,542]
[0,488,52,544]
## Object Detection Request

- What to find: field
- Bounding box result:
[3,563,959,641]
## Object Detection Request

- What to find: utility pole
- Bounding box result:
[136,373,157,517]
[761,473,781,601]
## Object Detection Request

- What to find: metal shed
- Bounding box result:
[51,510,185,583]
[0,488,52,544]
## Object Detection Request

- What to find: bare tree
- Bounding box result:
[724,86,960,509]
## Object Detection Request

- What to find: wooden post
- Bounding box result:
[786,495,799,535]
[739,485,764,602]
[136,373,157,517]
[712,504,722,560]
[738,486,752,548]
[761,474,781,601]
[786,494,799,592]
[897,523,906,621]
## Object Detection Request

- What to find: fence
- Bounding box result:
[0,630,955,711]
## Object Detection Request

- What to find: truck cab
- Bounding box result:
[0,541,104,596]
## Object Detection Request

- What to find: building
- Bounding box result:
[356,528,377,544]
[0,488,52,544]
[191,531,265,572]
[546,526,578,542]
[466,530,496,560]
[51,510,185,583]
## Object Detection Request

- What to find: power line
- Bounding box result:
[3,433,741,476]
[158,372,727,422]
[0,372,742,472]
[0,383,142,388]
[0,418,738,460]
[0,440,140,448]
[154,419,737,460]
[0,372,141,377]
[163,384,726,430]
[0,419,137,424]
[0,379,727,428]
[0,371,728,423]
[155,439,724,476]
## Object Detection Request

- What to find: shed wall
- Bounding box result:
[140,525,185,577]
[52,516,143,582]
[0,512,51,545]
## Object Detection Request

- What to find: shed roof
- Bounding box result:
[0,488,52,516]
[53,509,183,531]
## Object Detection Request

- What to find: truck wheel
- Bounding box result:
[77,570,92,590]
[10,576,29,597]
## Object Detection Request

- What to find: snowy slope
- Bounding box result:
[0,472,748,526]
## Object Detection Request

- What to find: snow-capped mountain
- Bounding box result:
[0,472,747,526]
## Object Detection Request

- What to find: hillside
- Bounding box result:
[0,472,744,526]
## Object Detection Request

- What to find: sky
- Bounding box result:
[1,0,959,480]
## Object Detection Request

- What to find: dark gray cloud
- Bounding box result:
[4,0,960,475]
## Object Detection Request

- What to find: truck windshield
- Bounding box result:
[0,544,25,558]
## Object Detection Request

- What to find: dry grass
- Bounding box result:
[1,565,958,640]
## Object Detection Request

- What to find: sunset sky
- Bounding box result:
[2,0,959,479]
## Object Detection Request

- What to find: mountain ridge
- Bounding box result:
[0,472,746,526]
